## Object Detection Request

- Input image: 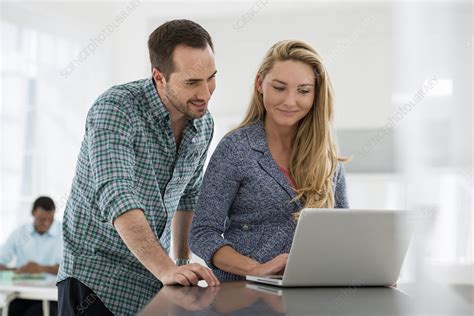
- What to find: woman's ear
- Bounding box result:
[256,74,264,94]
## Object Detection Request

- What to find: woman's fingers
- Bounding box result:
[267,253,289,274]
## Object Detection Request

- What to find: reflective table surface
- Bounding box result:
[140,281,473,316]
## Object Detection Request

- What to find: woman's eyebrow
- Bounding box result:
[272,79,314,87]
[271,79,287,85]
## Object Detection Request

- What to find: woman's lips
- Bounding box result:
[278,108,298,115]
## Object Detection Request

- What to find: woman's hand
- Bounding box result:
[212,246,288,277]
[247,253,289,276]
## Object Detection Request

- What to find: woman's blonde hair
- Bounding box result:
[237,40,346,209]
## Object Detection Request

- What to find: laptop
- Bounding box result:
[246,208,413,287]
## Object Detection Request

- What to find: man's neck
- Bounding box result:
[155,85,188,143]
[34,226,48,235]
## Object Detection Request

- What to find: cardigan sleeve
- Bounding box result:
[334,163,350,208]
[189,136,242,268]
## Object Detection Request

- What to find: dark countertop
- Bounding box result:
[139,281,473,316]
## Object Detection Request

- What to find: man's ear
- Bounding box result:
[152,68,166,88]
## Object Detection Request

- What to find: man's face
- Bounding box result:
[158,44,217,119]
[32,208,54,234]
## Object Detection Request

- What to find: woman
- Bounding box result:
[190,40,349,281]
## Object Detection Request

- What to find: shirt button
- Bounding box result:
[242,224,249,231]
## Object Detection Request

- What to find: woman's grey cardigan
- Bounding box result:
[189,120,349,281]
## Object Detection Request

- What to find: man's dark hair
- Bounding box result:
[32,196,56,212]
[148,19,214,80]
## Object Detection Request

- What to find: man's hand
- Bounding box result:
[247,253,289,276]
[0,264,14,271]
[159,263,219,286]
[16,261,43,273]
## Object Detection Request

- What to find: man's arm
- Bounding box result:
[87,104,217,286]
[15,263,59,274]
[172,210,193,261]
[174,122,214,262]
[113,209,219,286]
[43,264,59,274]
[0,230,17,270]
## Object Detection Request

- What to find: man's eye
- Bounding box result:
[185,81,197,86]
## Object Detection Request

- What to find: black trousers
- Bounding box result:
[57,278,114,315]
[8,299,57,316]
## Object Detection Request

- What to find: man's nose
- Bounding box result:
[196,82,211,101]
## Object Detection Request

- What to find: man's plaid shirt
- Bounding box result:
[58,78,214,315]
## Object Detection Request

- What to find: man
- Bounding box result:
[0,196,62,316]
[57,19,220,315]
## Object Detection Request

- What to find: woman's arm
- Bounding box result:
[335,163,350,208]
[190,136,289,276]
[212,245,288,276]
[189,138,240,268]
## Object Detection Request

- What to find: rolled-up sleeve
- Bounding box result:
[87,103,144,224]
[334,163,350,208]
[178,128,214,211]
[189,137,241,268]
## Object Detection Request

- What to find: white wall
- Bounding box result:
[109,2,396,131]
[1,0,472,276]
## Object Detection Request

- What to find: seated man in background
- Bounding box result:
[0,196,62,316]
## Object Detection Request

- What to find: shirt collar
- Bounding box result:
[28,221,58,237]
[142,77,198,131]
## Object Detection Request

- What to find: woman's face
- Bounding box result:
[257,60,316,129]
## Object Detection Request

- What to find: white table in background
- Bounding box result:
[0,275,57,316]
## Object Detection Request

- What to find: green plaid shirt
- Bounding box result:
[58,78,214,315]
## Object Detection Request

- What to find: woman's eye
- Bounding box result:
[299,90,310,94]
[273,86,285,91]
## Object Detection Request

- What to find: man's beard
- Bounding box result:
[165,86,205,119]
